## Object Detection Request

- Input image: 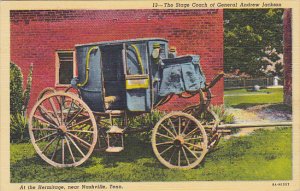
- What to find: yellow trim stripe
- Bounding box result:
[131,44,145,74]
[77,46,99,87]
[126,78,149,89]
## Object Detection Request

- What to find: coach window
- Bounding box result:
[126,43,148,75]
[55,51,75,86]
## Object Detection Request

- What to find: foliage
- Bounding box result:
[224,9,284,77]
[10,62,33,115]
[10,62,33,143]
[127,110,165,142]
[10,127,291,182]
[128,110,165,128]
[10,113,29,143]
[209,104,235,124]
[23,64,33,115]
[10,62,24,114]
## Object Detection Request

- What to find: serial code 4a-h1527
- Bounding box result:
[272,182,290,186]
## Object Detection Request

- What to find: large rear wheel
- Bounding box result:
[29,92,97,167]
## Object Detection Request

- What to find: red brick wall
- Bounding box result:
[10,10,224,112]
[283,9,292,106]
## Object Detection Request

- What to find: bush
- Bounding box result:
[209,104,235,124]
[10,62,24,114]
[127,110,165,142]
[10,62,33,115]
[128,110,165,128]
[23,64,33,115]
[10,62,33,143]
[10,113,29,143]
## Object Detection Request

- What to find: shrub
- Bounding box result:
[10,62,33,115]
[10,62,23,115]
[128,110,165,128]
[23,64,33,115]
[209,104,235,124]
[10,62,33,143]
[127,110,165,142]
[10,113,29,143]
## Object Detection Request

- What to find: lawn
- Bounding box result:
[224,87,283,108]
[11,127,291,182]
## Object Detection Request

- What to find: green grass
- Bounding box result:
[11,127,292,182]
[224,88,283,108]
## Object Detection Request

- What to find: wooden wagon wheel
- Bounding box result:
[152,112,208,169]
[29,92,97,167]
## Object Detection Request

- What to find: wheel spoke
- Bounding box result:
[38,105,59,126]
[159,145,173,155]
[160,124,176,138]
[65,99,75,124]
[181,119,191,135]
[67,130,94,133]
[51,139,60,160]
[156,133,174,140]
[66,135,85,157]
[58,96,65,124]
[65,137,76,163]
[184,142,203,150]
[178,117,181,135]
[41,136,58,153]
[156,141,173,146]
[32,128,57,131]
[33,115,58,128]
[67,118,91,129]
[184,137,203,142]
[167,118,178,136]
[181,147,190,165]
[62,139,65,164]
[66,107,84,127]
[48,97,61,125]
[183,145,199,159]
[35,132,57,142]
[66,132,92,147]
[168,147,176,162]
[184,127,200,138]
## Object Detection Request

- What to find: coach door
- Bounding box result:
[123,42,151,112]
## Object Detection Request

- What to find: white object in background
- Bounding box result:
[254,85,260,91]
[273,76,280,86]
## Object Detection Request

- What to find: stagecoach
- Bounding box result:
[28,38,237,169]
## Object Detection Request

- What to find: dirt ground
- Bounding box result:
[225,104,292,138]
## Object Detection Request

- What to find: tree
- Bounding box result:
[224,9,284,77]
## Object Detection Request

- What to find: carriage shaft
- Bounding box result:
[217,121,292,129]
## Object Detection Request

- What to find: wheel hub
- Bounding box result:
[58,124,67,134]
[174,136,184,147]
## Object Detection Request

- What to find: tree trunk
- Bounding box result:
[283,9,292,106]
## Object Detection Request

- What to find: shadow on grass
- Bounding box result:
[93,135,156,168]
[11,156,95,182]
[11,135,157,170]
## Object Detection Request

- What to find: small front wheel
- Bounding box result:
[152,112,208,169]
